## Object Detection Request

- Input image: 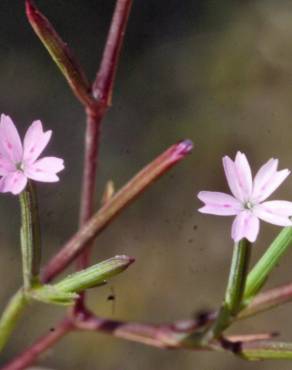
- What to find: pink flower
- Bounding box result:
[198,152,292,243]
[0,114,64,195]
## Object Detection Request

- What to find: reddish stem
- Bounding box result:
[77,108,102,271]
[239,282,292,319]
[2,311,278,369]
[1,319,73,370]
[76,0,133,309]
[92,0,133,105]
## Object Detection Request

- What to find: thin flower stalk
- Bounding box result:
[19,181,41,289]
[201,239,251,343]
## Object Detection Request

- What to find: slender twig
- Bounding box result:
[76,108,102,274]
[76,0,133,310]
[240,282,292,319]
[42,140,193,283]
[2,309,280,370]
[77,0,133,265]
[92,0,133,105]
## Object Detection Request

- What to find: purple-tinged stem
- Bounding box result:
[76,0,133,309]
[42,140,193,282]
[77,108,102,273]
[92,0,133,105]
[240,282,292,319]
[0,307,279,369]
[227,332,278,343]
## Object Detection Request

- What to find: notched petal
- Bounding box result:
[198,191,241,216]
[23,120,52,162]
[0,171,28,195]
[231,211,260,243]
[25,156,64,183]
[0,114,23,163]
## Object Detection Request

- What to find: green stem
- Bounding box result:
[0,289,28,352]
[244,227,292,301]
[19,182,41,290]
[240,341,292,360]
[203,239,251,342]
[225,239,251,313]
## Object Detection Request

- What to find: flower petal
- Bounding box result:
[0,114,23,163]
[256,169,290,202]
[25,156,64,183]
[253,159,278,198]
[23,120,52,163]
[252,158,290,202]
[0,155,15,175]
[253,202,292,227]
[231,210,260,243]
[223,155,250,202]
[259,200,292,216]
[234,151,253,198]
[0,171,27,195]
[198,191,242,215]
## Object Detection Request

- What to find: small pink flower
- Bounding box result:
[198,152,292,243]
[0,114,64,195]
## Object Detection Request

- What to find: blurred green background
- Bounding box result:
[1,0,292,369]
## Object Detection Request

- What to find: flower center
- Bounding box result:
[244,201,253,210]
[16,162,24,171]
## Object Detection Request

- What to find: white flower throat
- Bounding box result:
[244,201,254,210]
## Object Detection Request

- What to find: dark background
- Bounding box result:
[1,1,292,369]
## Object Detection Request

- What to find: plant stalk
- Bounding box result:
[0,289,27,352]
[19,182,41,290]
[202,239,251,342]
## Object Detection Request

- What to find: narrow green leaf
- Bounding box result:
[30,255,134,306]
[54,255,134,293]
[29,285,78,306]
[244,227,292,301]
